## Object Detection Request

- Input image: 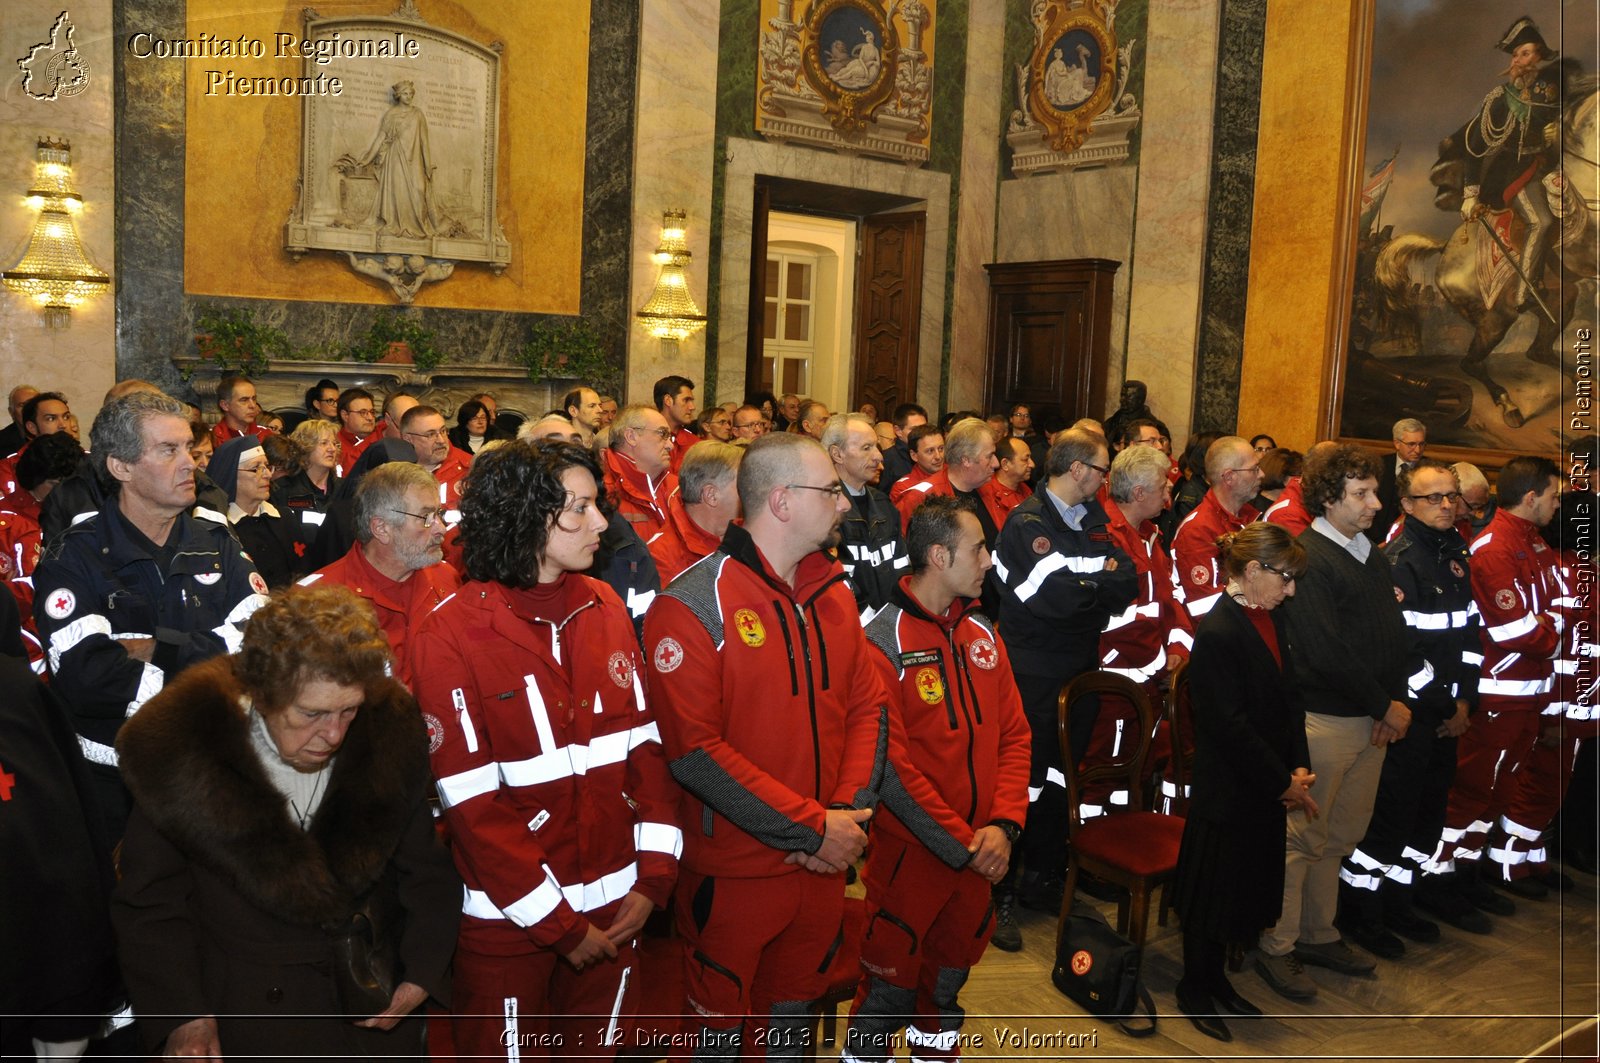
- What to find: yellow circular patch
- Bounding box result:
[733,608,766,647]
[915,667,945,705]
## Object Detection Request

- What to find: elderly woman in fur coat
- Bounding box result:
[111,583,460,1058]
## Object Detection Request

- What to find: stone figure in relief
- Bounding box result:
[338,81,442,239]
[827,28,881,90]
[1046,43,1095,108]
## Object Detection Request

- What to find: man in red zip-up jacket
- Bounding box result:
[645,433,890,1059]
[414,441,679,1057]
[1436,457,1566,898]
[847,496,1030,1063]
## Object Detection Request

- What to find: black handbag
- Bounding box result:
[329,875,404,1018]
[1050,905,1157,1037]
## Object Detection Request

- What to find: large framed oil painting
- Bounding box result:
[1332,0,1596,464]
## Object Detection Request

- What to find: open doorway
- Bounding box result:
[739,176,927,418]
[760,212,856,413]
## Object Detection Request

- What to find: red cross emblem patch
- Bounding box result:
[969,637,999,671]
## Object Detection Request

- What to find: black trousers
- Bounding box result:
[1011,667,1101,882]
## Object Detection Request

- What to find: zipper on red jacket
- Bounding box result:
[773,601,823,799]
[949,632,981,824]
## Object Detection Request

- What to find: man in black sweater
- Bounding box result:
[1255,444,1412,1002]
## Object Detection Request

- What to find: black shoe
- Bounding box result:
[1175,981,1233,1042]
[1019,872,1066,913]
[1211,983,1262,1017]
[1383,908,1441,944]
[1496,875,1548,900]
[1535,868,1576,892]
[1415,887,1493,934]
[1344,920,1406,960]
[990,893,1022,952]
[1460,877,1517,916]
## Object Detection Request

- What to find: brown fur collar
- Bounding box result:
[116,657,429,929]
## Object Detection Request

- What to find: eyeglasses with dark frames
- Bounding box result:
[390,508,444,528]
[1408,491,1462,506]
[1258,561,1297,585]
[786,482,847,499]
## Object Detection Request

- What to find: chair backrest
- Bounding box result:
[1162,659,1195,815]
[1057,671,1157,835]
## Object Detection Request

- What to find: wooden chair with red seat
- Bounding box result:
[1159,659,1195,816]
[1055,670,1185,955]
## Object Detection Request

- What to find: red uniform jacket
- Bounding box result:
[0,447,23,496]
[0,502,44,673]
[645,495,721,586]
[979,476,1031,530]
[893,468,951,532]
[1171,491,1259,623]
[887,467,935,508]
[413,574,679,956]
[429,447,473,526]
[336,429,378,477]
[603,449,678,542]
[1470,510,1563,714]
[208,421,272,452]
[644,524,891,878]
[1100,497,1193,683]
[299,542,459,687]
[862,580,1030,865]
[1264,476,1311,536]
[669,426,699,475]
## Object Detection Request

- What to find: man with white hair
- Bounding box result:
[298,462,459,686]
[603,404,679,541]
[647,441,742,584]
[1452,461,1494,538]
[1172,436,1263,624]
[1375,417,1426,543]
[825,413,907,615]
[32,390,268,842]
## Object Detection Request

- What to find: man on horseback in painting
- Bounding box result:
[1435,17,1568,313]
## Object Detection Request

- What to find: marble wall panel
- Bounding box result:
[1193,0,1266,438]
[1,0,118,422]
[717,137,950,410]
[110,0,638,404]
[627,0,718,402]
[1123,0,1223,449]
[947,0,1005,413]
[1235,0,1358,450]
[995,165,1137,414]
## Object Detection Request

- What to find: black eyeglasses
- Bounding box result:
[1258,562,1297,585]
[1078,460,1109,476]
[1409,491,1462,506]
[390,508,444,528]
[786,482,846,499]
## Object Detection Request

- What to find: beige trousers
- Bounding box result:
[1261,712,1387,955]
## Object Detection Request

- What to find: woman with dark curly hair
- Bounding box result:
[411,440,680,1057]
[111,584,460,1057]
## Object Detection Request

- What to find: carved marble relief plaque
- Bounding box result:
[1007,0,1142,175]
[757,0,935,167]
[283,3,511,302]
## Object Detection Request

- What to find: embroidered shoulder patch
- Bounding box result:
[44,588,76,620]
[653,637,684,673]
[969,637,999,670]
[607,651,633,689]
[1494,589,1517,611]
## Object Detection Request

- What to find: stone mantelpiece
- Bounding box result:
[175,358,576,422]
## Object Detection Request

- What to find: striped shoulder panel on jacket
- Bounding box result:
[965,611,997,640]
[662,550,729,648]
[862,604,905,675]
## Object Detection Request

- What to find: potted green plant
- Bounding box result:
[192,308,292,376]
[519,317,616,393]
[345,311,444,372]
